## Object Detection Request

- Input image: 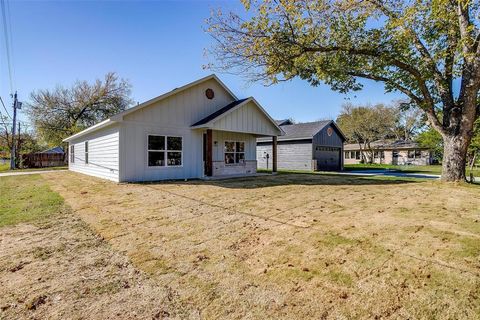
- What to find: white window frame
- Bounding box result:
[224,140,245,165]
[84,141,89,164]
[147,134,183,168]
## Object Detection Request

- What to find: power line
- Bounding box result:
[0,95,11,119]
[5,0,14,89]
[1,0,14,93]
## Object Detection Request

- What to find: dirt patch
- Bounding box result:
[0,202,198,319]
[41,172,480,319]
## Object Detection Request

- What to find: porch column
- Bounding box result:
[206,129,213,176]
[272,136,277,173]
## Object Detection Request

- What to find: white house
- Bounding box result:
[63,75,283,182]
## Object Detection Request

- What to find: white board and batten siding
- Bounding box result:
[210,100,280,137]
[68,124,120,182]
[120,78,236,182]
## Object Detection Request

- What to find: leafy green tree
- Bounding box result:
[416,127,444,163]
[28,72,132,146]
[337,103,397,162]
[207,0,480,181]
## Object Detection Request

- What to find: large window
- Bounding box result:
[408,149,422,159]
[224,141,245,164]
[85,141,89,164]
[344,151,350,159]
[70,145,75,163]
[148,135,182,167]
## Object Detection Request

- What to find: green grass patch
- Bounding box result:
[0,174,65,227]
[457,237,480,257]
[319,233,358,247]
[326,270,353,286]
[0,163,9,172]
[344,164,480,177]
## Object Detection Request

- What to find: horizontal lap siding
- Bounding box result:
[257,141,313,171]
[69,125,120,182]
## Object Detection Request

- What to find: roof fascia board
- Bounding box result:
[111,74,237,122]
[62,119,114,142]
[192,97,284,136]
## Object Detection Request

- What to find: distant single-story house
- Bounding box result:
[344,140,433,165]
[63,75,283,182]
[257,120,346,171]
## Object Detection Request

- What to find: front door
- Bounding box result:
[203,130,213,176]
[392,150,399,165]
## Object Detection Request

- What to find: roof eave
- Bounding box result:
[63,119,115,142]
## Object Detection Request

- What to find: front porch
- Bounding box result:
[202,128,278,178]
[190,97,283,179]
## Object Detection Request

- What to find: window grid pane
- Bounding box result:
[149,151,165,166]
[148,135,165,151]
[167,136,182,151]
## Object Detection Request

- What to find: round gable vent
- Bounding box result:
[205,88,215,99]
[327,127,334,136]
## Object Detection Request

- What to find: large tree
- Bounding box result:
[206,0,480,181]
[337,103,397,162]
[28,72,132,146]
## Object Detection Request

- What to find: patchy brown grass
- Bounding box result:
[0,175,197,319]
[8,172,480,319]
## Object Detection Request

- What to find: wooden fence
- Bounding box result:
[20,153,66,168]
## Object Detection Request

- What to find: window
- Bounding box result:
[70,145,75,163]
[355,151,361,160]
[148,135,182,167]
[345,152,350,159]
[85,141,89,164]
[415,149,422,158]
[408,150,415,158]
[224,141,245,164]
[374,151,379,158]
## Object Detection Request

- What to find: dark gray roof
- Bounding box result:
[344,140,428,151]
[191,98,248,127]
[275,119,293,126]
[258,120,332,141]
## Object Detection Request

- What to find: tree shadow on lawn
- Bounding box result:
[135,172,423,189]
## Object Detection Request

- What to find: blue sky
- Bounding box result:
[0,0,403,126]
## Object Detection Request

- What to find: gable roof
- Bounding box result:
[191,98,249,127]
[258,120,345,142]
[110,74,237,122]
[64,74,237,142]
[191,97,284,136]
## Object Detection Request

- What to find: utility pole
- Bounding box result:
[10,92,18,170]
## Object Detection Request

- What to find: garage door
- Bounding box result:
[314,146,341,171]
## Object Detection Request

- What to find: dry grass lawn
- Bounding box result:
[38,172,480,319]
[2,172,480,319]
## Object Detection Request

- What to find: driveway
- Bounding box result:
[342,169,440,179]
[0,169,67,177]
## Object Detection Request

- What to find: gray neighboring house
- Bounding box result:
[257,120,346,171]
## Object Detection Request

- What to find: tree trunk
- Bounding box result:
[441,134,470,182]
